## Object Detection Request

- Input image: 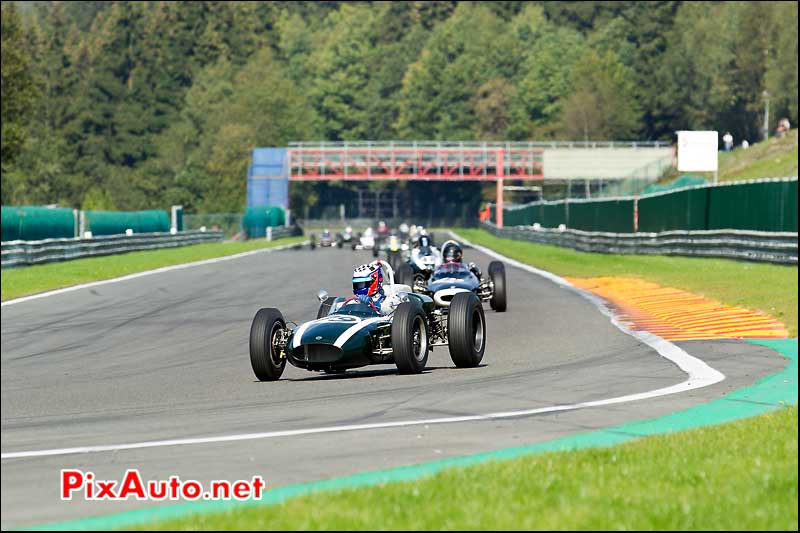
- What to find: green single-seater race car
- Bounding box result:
[249,260,486,381]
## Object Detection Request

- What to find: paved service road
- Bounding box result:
[1,244,787,528]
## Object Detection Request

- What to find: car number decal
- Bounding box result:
[319,315,361,324]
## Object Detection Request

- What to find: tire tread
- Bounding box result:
[392,302,428,374]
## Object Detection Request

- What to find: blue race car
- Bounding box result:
[412,240,507,313]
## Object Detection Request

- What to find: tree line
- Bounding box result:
[1,1,797,214]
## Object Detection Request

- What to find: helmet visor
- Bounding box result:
[444,248,462,262]
[353,275,378,295]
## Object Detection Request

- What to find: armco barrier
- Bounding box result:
[1,230,223,268]
[265,225,303,240]
[480,222,798,265]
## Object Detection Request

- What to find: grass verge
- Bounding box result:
[0,236,305,302]
[718,129,798,182]
[457,228,798,336]
[660,129,798,185]
[146,407,797,530]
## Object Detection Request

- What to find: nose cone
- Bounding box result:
[294,316,361,347]
[428,277,477,293]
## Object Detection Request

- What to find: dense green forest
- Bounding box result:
[1,1,797,214]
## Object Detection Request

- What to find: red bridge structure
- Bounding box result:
[287,142,545,227]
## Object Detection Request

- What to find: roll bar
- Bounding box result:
[377,259,396,298]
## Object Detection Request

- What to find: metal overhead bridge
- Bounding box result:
[288,141,543,181]
[248,141,674,227]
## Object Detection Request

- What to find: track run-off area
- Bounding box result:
[0,236,790,529]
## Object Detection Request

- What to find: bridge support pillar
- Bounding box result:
[496,179,504,228]
[496,149,504,228]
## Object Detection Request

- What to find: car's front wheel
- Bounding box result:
[391,302,429,374]
[249,308,287,381]
[447,292,486,368]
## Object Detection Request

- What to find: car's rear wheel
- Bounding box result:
[309,234,316,250]
[488,261,507,312]
[249,308,287,381]
[396,263,414,287]
[391,302,429,374]
[316,297,337,319]
[447,292,486,368]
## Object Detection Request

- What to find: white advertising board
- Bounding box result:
[677,130,718,172]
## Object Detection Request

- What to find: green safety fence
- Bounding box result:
[709,179,797,232]
[495,179,797,233]
[504,204,536,227]
[1,206,76,241]
[569,199,635,233]
[85,210,170,236]
[638,187,709,232]
[541,203,567,228]
[242,206,286,239]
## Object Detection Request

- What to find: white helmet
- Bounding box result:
[352,261,384,298]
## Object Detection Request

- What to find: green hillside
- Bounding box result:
[657,129,798,188]
[718,129,798,181]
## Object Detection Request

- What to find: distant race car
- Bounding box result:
[353,227,379,257]
[395,234,442,291]
[382,233,409,271]
[374,220,390,256]
[318,229,334,247]
[398,240,507,312]
[248,260,487,380]
[336,226,355,249]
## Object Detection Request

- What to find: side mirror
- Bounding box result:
[317,290,329,303]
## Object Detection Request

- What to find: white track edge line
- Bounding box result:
[0,232,724,460]
[1,241,307,308]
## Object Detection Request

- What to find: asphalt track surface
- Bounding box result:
[0,244,787,529]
